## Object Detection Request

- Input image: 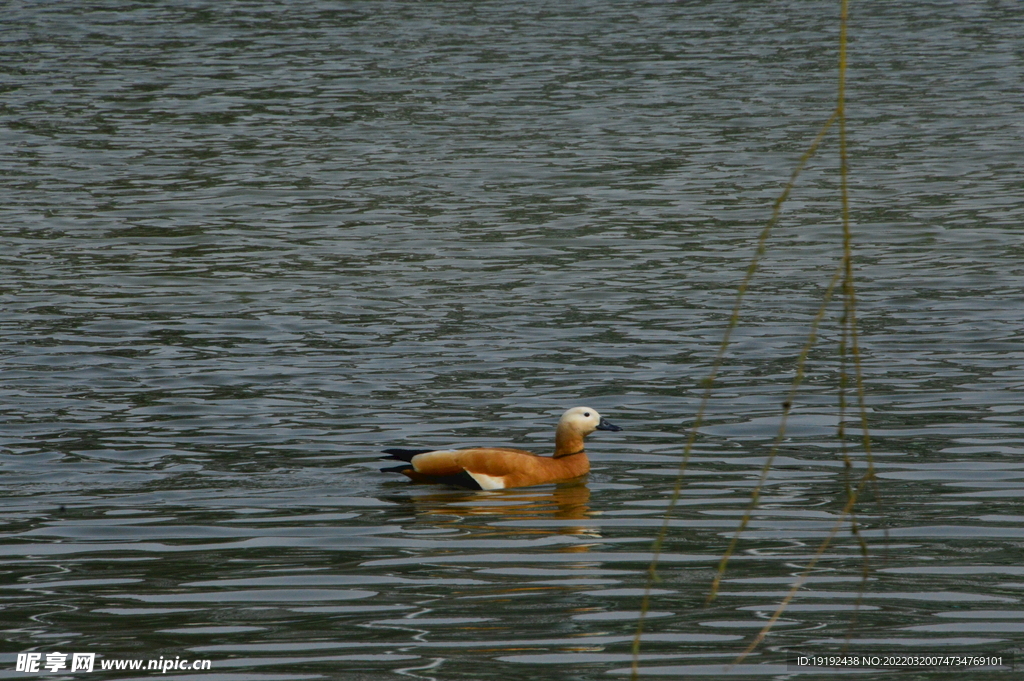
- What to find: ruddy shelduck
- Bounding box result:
[382,407,622,490]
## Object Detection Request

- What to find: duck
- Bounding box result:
[381,407,622,490]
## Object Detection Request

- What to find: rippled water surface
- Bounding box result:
[3,1,1024,679]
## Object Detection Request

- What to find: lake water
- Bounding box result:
[2,1,1023,679]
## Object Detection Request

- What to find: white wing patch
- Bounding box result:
[466,471,507,490]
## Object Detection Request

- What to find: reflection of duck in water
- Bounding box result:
[396,483,598,539]
[382,407,622,490]
[403,481,593,522]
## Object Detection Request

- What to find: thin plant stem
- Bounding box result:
[729,0,878,660]
[633,0,877,673]
[731,466,874,664]
[706,262,843,604]
[629,110,839,680]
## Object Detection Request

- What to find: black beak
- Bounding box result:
[596,417,622,432]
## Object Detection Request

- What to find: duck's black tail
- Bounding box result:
[382,448,434,462]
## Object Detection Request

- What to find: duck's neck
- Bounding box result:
[554,425,585,458]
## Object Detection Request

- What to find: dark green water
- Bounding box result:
[2,1,1023,679]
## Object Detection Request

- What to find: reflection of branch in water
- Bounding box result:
[395,483,598,539]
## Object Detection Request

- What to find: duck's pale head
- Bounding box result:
[554,406,622,457]
[559,406,622,436]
